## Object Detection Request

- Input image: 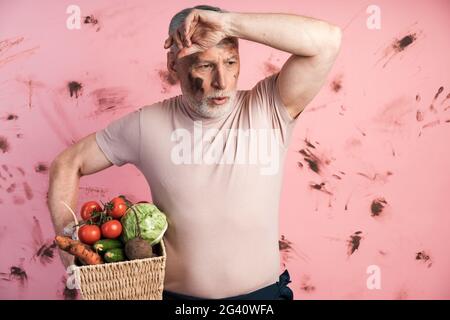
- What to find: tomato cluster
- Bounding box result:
[77,196,130,245]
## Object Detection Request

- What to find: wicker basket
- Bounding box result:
[74,240,166,300]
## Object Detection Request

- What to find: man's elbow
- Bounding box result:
[49,153,82,178]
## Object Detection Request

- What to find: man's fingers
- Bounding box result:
[164,36,173,49]
[173,30,183,50]
[183,12,196,45]
[176,44,202,59]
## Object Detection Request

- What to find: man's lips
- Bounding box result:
[209,97,229,105]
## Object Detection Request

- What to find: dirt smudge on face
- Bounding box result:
[187,73,204,95]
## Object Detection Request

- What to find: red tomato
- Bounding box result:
[78,225,101,245]
[80,201,102,221]
[101,220,123,239]
[107,197,128,219]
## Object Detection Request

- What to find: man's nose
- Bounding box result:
[212,66,227,90]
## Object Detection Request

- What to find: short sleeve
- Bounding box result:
[249,72,298,146]
[95,108,142,167]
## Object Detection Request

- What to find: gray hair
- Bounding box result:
[168,5,227,53]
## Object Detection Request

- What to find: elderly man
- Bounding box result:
[48,5,341,300]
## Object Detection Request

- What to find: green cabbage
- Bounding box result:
[121,203,168,245]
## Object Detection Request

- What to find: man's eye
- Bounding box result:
[228,61,236,65]
[199,64,212,69]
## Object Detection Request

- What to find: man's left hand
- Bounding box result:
[164,9,230,59]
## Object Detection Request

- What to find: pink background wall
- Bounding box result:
[1,0,449,299]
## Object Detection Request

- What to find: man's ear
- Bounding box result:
[167,51,179,82]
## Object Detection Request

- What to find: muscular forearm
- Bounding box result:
[48,160,81,266]
[223,12,341,57]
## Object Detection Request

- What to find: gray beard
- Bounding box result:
[185,91,237,119]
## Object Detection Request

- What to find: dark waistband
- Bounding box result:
[163,269,293,300]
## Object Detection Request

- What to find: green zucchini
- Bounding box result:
[104,248,126,263]
[94,239,123,253]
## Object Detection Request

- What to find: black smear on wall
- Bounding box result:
[393,34,417,52]
[90,87,129,116]
[31,216,56,265]
[416,251,433,268]
[84,15,100,32]
[6,114,19,121]
[377,31,420,68]
[68,81,83,98]
[34,162,49,173]
[17,167,25,176]
[347,231,362,256]
[371,198,387,217]
[279,235,293,252]
[434,87,444,100]
[309,182,333,195]
[61,277,78,300]
[1,266,28,287]
[330,75,343,93]
[23,182,33,200]
[299,149,321,174]
[35,242,57,265]
[0,136,10,153]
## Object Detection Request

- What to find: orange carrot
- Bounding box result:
[55,235,76,250]
[55,236,103,265]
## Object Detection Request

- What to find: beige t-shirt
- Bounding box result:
[96,73,298,298]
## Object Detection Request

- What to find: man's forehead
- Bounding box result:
[191,44,239,63]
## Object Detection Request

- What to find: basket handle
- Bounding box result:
[61,200,79,239]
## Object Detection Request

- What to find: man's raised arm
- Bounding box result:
[223,12,342,119]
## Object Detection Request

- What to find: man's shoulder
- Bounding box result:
[141,95,181,113]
